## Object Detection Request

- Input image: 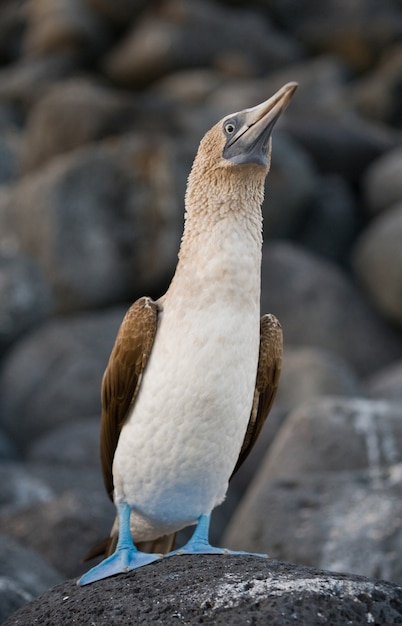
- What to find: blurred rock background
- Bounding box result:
[1,0,402,620]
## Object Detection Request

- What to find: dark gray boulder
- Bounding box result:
[295,173,358,263]
[104,0,300,88]
[0,463,53,515]
[0,134,181,312]
[88,0,148,26]
[267,0,402,72]
[366,360,402,402]
[0,487,114,579]
[0,578,33,626]
[26,417,100,468]
[0,308,125,450]
[0,534,62,595]
[223,397,402,583]
[3,556,402,625]
[0,535,62,622]
[23,0,110,60]
[284,114,397,184]
[23,78,135,170]
[224,465,402,585]
[276,348,362,410]
[262,132,317,240]
[260,242,402,375]
[0,430,17,461]
[0,252,53,356]
[0,460,113,577]
[363,146,402,215]
[251,397,402,481]
[353,203,402,326]
[350,47,402,126]
[0,132,23,184]
[206,57,348,127]
[0,56,77,109]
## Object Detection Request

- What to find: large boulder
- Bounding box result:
[23,78,135,170]
[26,418,100,468]
[0,252,52,356]
[207,56,349,120]
[0,429,16,461]
[260,242,402,375]
[276,347,362,410]
[365,360,402,402]
[262,132,317,240]
[104,0,300,88]
[0,463,53,515]
[87,0,147,26]
[3,556,402,625]
[0,132,23,184]
[350,46,402,125]
[248,397,402,481]
[285,113,397,184]
[363,146,402,215]
[0,578,33,626]
[0,487,114,579]
[0,535,62,623]
[23,0,110,60]
[267,0,402,71]
[0,134,181,312]
[0,1,27,65]
[224,464,402,584]
[0,56,77,109]
[224,398,402,583]
[353,203,402,326]
[294,173,357,263]
[0,308,125,450]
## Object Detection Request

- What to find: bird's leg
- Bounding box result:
[77,502,162,586]
[166,513,268,557]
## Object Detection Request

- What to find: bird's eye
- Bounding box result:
[224,122,235,135]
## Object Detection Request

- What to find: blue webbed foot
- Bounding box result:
[165,514,268,558]
[77,547,161,586]
[77,501,162,586]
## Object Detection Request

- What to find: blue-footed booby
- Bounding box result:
[78,82,297,586]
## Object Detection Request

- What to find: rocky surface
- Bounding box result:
[4,556,402,626]
[225,466,402,584]
[277,348,362,410]
[224,398,402,583]
[1,0,402,622]
[366,360,402,401]
[0,308,126,449]
[363,146,402,215]
[0,135,181,312]
[260,242,402,375]
[0,535,62,624]
[353,203,402,324]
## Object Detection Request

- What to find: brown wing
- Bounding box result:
[231,313,283,477]
[100,296,159,501]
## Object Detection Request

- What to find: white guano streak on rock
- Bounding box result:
[319,396,402,581]
[319,491,395,581]
[351,398,397,470]
[0,576,33,603]
[171,571,376,612]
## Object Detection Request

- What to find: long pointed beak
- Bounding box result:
[223,82,298,166]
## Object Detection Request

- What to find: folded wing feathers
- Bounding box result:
[100,297,159,500]
[232,313,283,476]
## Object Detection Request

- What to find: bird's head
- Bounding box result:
[194,82,298,177]
[184,82,297,234]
